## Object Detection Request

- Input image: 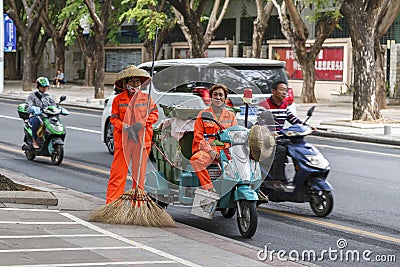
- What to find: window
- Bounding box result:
[105,49,142,72]
[73,52,82,63]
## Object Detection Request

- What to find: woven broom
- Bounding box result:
[89,27,175,227]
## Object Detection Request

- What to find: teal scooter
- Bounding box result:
[146,91,265,238]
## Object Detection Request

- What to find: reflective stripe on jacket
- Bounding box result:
[192,106,237,154]
[110,90,158,148]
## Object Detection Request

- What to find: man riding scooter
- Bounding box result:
[25,77,57,149]
[258,80,316,192]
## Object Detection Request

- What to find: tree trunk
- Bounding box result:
[85,57,95,87]
[187,21,205,58]
[374,37,387,109]
[94,33,105,99]
[300,60,317,103]
[22,32,34,91]
[251,0,273,58]
[5,53,17,80]
[342,1,382,121]
[53,36,66,72]
[351,42,381,121]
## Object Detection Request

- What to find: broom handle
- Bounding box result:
[135,27,159,190]
[152,141,175,167]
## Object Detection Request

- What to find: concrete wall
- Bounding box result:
[389,43,400,97]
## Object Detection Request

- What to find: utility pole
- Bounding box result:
[0,0,4,94]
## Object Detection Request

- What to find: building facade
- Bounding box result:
[35,1,400,100]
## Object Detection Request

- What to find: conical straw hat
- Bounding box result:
[249,125,275,162]
[114,65,151,90]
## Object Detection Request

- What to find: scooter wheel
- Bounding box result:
[310,190,333,217]
[51,144,64,165]
[221,208,236,218]
[25,149,36,161]
[237,200,257,238]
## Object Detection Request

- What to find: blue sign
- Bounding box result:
[4,14,17,52]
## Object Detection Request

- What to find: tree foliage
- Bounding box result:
[122,0,176,61]
[167,0,231,58]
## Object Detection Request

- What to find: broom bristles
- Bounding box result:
[89,188,175,227]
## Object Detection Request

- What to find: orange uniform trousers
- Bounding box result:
[106,141,150,204]
[190,147,223,190]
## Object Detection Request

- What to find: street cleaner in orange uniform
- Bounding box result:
[106,66,158,204]
[190,84,237,191]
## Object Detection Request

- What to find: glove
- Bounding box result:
[125,122,143,143]
[132,122,143,132]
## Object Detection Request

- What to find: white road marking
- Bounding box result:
[0,234,105,239]
[62,213,201,267]
[0,114,20,120]
[317,144,400,158]
[0,246,138,253]
[0,115,101,133]
[66,126,101,134]
[0,261,176,267]
[0,207,60,212]
[0,221,78,225]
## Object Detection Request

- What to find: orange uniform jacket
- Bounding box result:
[106,89,158,204]
[190,106,237,189]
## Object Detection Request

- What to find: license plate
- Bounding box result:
[240,106,258,115]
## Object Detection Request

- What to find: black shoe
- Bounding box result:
[272,180,295,192]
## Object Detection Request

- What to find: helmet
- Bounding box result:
[36,77,50,88]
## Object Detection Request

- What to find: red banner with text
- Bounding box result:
[272,46,344,81]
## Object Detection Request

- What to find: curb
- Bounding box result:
[313,129,400,146]
[0,191,58,206]
[0,94,104,111]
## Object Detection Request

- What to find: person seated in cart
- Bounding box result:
[190,84,238,192]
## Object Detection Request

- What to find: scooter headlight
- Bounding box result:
[305,153,329,169]
[228,130,247,145]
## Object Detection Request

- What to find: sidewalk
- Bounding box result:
[1,169,281,267]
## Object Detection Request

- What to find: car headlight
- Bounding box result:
[228,130,247,145]
[305,153,329,169]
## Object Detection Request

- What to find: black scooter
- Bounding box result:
[259,107,333,217]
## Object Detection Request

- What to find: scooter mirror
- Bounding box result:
[201,111,224,130]
[201,112,214,121]
[307,106,316,117]
[59,95,67,103]
[259,110,270,122]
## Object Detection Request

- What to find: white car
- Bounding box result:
[101,57,296,154]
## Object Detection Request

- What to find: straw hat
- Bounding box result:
[249,125,275,162]
[114,65,151,90]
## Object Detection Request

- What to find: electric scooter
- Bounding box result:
[259,106,334,217]
[18,95,70,165]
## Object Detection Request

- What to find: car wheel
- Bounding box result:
[105,121,114,155]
